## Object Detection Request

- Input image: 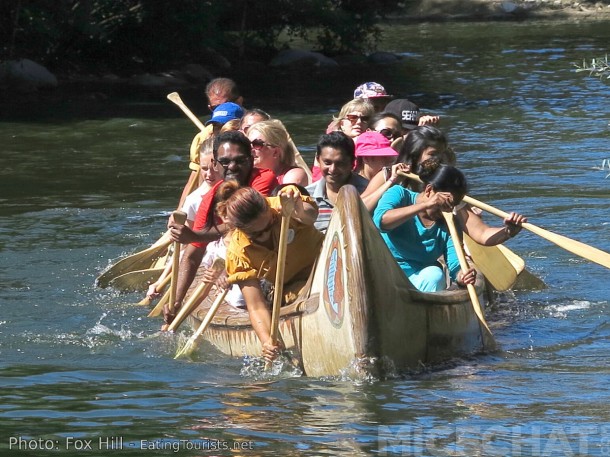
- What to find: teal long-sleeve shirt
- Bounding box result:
[372,186,460,281]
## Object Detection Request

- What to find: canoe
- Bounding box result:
[187,185,495,377]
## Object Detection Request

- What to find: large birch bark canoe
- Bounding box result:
[186,185,495,377]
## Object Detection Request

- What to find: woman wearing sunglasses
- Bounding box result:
[217,182,323,362]
[312,98,376,182]
[247,119,309,187]
[334,98,375,139]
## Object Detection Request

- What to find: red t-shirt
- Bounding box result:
[190,168,278,249]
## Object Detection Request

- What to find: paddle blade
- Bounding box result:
[174,337,197,359]
[108,267,164,292]
[96,235,171,288]
[173,288,228,359]
[463,235,518,292]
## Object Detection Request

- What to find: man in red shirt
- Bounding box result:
[165,131,277,327]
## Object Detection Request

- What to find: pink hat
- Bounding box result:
[355,131,399,157]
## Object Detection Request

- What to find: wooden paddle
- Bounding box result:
[96,231,172,288]
[495,243,546,290]
[167,92,206,131]
[168,211,187,314]
[463,234,518,291]
[108,267,165,292]
[463,195,610,270]
[147,288,169,318]
[167,258,225,332]
[174,288,229,359]
[265,195,296,370]
[286,133,313,184]
[138,274,172,306]
[442,212,494,346]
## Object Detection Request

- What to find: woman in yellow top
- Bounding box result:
[216,182,324,361]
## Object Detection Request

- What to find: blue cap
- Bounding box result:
[205,102,244,126]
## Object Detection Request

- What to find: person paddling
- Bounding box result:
[163,131,278,328]
[373,160,477,292]
[217,182,323,362]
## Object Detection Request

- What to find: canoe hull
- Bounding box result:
[189,185,494,377]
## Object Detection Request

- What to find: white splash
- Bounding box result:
[548,300,591,317]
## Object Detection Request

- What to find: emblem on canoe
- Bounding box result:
[323,232,345,328]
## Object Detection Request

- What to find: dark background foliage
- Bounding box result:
[1,0,402,75]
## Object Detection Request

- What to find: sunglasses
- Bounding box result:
[345,114,370,124]
[250,139,274,150]
[377,128,401,140]
[214,156,251,169]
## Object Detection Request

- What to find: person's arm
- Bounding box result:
[379,200,427,231]
[377,189,453,231]
[162,243,205,326]
[146,254,174,300]
[457,206,526,246]
[240,279,283,362]
[418,115,440,126]
[361,163,410,213]
[169,222,227,244]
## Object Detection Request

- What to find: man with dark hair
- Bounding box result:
[305,131,369,233]
[165,131,277,328]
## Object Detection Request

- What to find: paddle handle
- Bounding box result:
[174,288,229,359]
[442,212,492,337]
[286,134,313,184]
[266,199,295,370]
[192,288,228,341]
[398,171,610,270]
[147,287,170,317]
[168,211,187,312]
[138,273,172,306]
[167,92,206,131]
[269,214,291,344]
[167,258,225,332]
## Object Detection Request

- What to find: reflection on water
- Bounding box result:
[0,19,609,456]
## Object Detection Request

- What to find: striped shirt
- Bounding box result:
[306,173,369,233]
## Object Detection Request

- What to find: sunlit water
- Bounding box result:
[1,20,609,456]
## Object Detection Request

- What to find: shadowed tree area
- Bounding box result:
[0,0,404,75]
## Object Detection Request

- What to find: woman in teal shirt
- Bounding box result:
[373,160,477,292]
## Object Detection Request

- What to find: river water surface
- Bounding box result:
[1,20,609,456]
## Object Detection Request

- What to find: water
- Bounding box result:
[1,20,609,456]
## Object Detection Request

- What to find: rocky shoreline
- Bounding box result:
[1,0,608,119]
[399,0,610,21]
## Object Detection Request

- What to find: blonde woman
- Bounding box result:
[312,98,376,181]
[247,119,309,186]
[333,98,375,139]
